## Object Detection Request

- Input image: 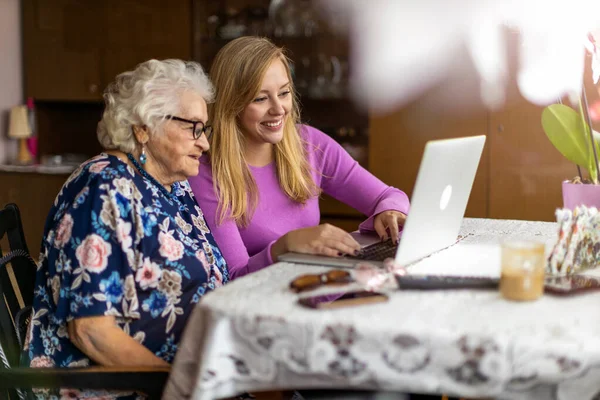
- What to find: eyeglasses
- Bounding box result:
[289,270,353,293]
[165,115,213,141]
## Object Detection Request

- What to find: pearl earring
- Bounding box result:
[140,146,147,165]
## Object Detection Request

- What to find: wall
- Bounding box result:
[0,0,22,164]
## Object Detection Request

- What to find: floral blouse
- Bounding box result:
[25,153,228,398]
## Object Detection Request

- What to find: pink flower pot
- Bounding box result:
[562,181,600,209]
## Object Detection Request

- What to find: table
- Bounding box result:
[163,219,600,400]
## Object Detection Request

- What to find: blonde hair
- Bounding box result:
[209,36,318,226]
[97,59,214,152]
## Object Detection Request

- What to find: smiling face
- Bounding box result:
[239,58,293,149]
[145,90,209,184]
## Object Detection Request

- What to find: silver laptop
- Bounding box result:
[278,135,486,268]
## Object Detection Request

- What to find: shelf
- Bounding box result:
[0,164,75,175]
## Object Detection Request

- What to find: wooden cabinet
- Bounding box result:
[22,0,104,100]
[22,0,192,101]
[0,172,68,252]
[103,0,192,86]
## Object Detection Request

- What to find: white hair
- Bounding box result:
[97,59,214,152]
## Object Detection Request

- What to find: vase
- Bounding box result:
[562,181,600,209]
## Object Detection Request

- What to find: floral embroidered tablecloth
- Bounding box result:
[163,218,600,400]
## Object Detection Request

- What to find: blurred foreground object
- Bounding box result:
[500,240,545,301]
[548,205,600,275]
[319,0,600,113]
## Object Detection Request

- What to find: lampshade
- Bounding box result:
[8,105,32,139]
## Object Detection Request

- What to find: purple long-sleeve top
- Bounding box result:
[189,125,410,279]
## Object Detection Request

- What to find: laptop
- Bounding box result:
[278,135,486,268]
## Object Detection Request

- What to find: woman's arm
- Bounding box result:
[309,127,410,230]
[68,316,168,367]
[196,186,361,277]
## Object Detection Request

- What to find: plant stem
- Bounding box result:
[581,85,600,184]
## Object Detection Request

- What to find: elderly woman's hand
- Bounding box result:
[374,210,406,244]
[68,316,169,367]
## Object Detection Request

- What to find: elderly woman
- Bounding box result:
[26,59,226,392]
[188,36,410,279]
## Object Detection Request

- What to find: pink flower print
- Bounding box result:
[51,276,61,305]
[67,359,89,368]
[54,213,74,248]
[31,355,55,368]
[116,220,132,250]
[158,232,184,261]
[75,234,112,274]
[136,258,162,290]
[213,265,223,287]
[60,389,114,400]
[81,154,106,168]
[59,388,82,399]
[88,160,110,174]
[196,249,210,276]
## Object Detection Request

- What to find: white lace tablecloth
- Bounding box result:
[163,218,600,400]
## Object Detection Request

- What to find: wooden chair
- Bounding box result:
[0,203,169,399]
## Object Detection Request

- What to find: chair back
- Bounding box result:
[0,203,37,368]
[0,204,172,400]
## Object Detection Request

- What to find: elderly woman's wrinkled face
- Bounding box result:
[239,58,292,146]
[147,91,209,181]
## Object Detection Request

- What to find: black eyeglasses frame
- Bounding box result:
[165,115,213,140]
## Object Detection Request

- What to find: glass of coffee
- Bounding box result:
[500,240,546,301]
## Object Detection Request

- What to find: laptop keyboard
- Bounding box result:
[350,239,398,262]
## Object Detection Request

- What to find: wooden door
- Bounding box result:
[22,0,104,101]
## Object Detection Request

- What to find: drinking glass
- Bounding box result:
[500,240,546,301]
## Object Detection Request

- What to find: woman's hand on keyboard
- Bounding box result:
[374,210,407,244]
[271,223,362,259]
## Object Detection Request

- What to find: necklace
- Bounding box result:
[126,153,175,199]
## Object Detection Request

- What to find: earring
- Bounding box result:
[140,146,147,165]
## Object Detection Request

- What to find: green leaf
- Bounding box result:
[541,104,598,181]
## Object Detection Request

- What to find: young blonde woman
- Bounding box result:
[188,36,410,279]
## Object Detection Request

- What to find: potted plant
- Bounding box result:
[542,96,600,209]
[540,32,600,209]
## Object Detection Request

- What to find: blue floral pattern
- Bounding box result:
[25,153,228,399]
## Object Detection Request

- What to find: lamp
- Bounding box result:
[8,105,33,165]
